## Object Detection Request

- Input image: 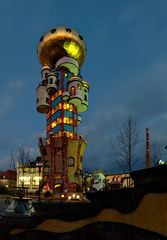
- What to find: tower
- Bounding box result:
[36,27,89,195]
[146,128,151,168]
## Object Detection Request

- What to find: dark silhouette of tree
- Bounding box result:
[111,116,140,173]
[151,141,163,166]
[9,145,33,170]
[9,145,34,187]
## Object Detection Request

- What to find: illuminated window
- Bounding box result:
[47,125,50,131]
[58,103,62,109]
[58,131,62,137]
[63,103,67,110]
[57,118,62,124]
[55,106,58,112]
[51,121,56,128]
[63,117,67,123]
[69,104,73,111]
[56,149,62,155]
[32,176,41,186]
[55,173,61,179]
[70,86,76,95]
[63,117,70,124]
[65,72,68,77]
[69,119,73,124]
[69,132,73,138]
[19,176,30,185]
[66,103,70,110]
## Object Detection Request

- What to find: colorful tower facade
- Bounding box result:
[36,27,89,194]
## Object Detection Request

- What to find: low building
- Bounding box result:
[105,173,134,189]
[0,170,17,189]
[17,157,44,193]
[84,172,134,192]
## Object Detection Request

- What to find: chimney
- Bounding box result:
[146,128,151,168]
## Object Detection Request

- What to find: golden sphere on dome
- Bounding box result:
[37,27,87,67]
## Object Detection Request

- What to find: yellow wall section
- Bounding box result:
[67,139,87,185]
[10,193,167,237]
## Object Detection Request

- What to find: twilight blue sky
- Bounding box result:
[0,0,167,172]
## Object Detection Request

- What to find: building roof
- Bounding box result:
[0,170,17,180]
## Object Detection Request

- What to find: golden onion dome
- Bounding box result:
[37,27,87,67]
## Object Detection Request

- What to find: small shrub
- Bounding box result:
[44,191,52,197]
[0,185,9,194]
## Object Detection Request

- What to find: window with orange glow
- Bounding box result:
[69,119,73,124]
[66,103,70,110]
[70,86,76,95]
[47,112,50,118]
[57,117,62,124]
[47,125,50,131]
[51,90,62,101]
[63,117,74,124]
[69,104,73,111]
[58,131,62,137]
[63,103,67,110]
[51,121,56,128]
[69,132,73,138]
[58,103,62,109]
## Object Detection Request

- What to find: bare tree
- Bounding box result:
[9,150,17,171]
[17,145,32,166]
[111,116,140,173]
[151,141,162,166]
[9,145,33,170]
[9,145,34,188]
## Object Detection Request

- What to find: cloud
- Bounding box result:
[7,79,25,92]
[81,59,167,172]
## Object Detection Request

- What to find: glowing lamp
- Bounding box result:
[76,195,80,199]
[72,194,75,198]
